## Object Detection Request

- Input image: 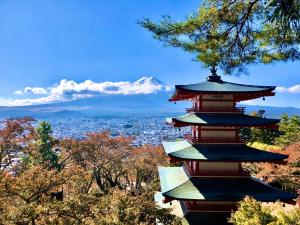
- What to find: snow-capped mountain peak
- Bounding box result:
[134,76,164,85]
[134,76,171,92]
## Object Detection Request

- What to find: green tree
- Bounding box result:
[34,121,61,170]
[275,114,300,147]
[274,208,300,225]
[267,0,300,32]
[240,110,279,144]
[229,197,300,225]
[229,196,275,225]
[139,0,300,75]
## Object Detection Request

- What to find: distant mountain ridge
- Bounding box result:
[243,105,300,118]
[0,76,299,119]
[0,95,299,119]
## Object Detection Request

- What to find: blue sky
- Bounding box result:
[0,0,299,107]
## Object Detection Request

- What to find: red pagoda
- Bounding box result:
[157,68,297,225]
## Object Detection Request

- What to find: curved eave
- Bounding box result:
[162,182,297,202]
[159,168,297,202]
[168,113,280,128]
[169,83,276,102]
[176,83,276,93]
[163,141,288,163]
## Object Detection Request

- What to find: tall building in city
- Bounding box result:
[157,69,297,225]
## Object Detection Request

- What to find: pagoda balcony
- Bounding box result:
[184,163,250,177]
[185,134,245,144]
[183,201,237,212]
[186,107,245,113]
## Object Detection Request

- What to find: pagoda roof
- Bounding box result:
[170,77,275,101]
[159,167,297,202]
[167,113,280,127]
[162,140,288,162]
[176,80,275,93]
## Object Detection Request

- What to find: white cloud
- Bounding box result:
[0,94,66,106]
[14,87,48,95]
[47,77,170,96]
[2,76,171,106]
[276,85,300,93]
[13,90,23,95]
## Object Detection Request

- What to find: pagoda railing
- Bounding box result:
[185,134,245,144]
[186,107,245,113]
[184,164,250,177]
[184,201,237,212]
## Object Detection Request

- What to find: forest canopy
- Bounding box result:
[0,118,179,225]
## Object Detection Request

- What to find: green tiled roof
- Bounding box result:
[168,113,280,126]
[176,80,275,93]
[162,140,288,162]
[159,167,297,202]
[158,167,190,193]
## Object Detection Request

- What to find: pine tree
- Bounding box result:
[139,0,300,75]
[35,121,61,170]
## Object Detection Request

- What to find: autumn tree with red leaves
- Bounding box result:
[0,117,36,174]
[0,119,179,225]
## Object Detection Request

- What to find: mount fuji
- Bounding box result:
[135,76,165,86]
[0,76,184,119]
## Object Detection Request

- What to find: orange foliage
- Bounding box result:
[0,117,36,173]
[61,132,169,194]
[0,126,178,224]
[256,142,300,193]
[126,145,168,192]
[283,142,300,165]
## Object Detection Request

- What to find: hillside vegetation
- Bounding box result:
[0,118,180,225]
